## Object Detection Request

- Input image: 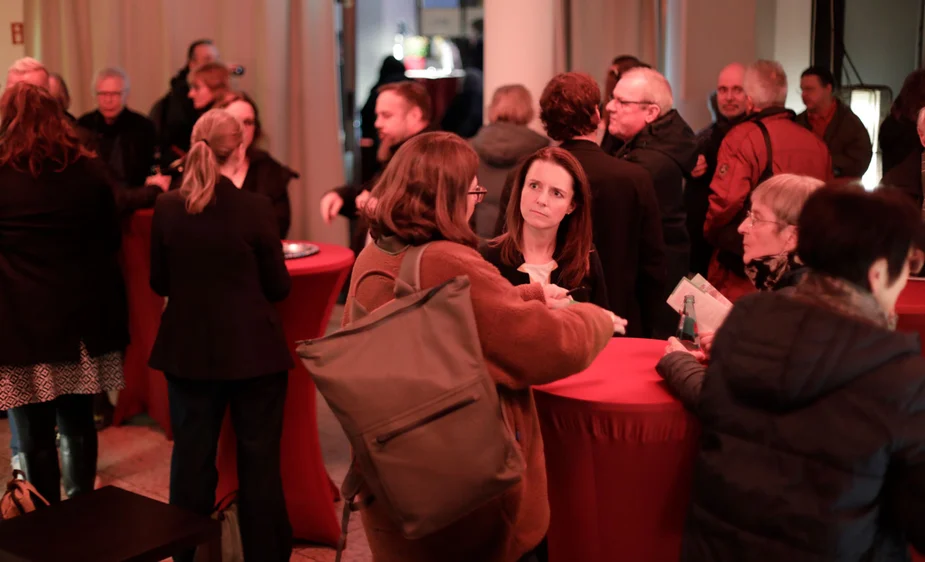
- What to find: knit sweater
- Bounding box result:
[344,239,613,562]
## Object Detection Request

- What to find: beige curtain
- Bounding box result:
[568,0,661,81]
[23,0,346,244]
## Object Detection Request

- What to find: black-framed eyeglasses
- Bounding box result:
[468,186,487,203]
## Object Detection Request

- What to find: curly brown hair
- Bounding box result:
[0,83,93,177]
[539,72,601,142]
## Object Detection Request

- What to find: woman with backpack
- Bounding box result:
[344,131,620,562]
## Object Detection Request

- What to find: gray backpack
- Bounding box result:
[296,243,525,560]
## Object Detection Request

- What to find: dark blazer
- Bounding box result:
[149,177,293,380]
[560,139,667,338]
[78,108,162,213]
[795,99,872,178]
[0,157,128,366]
[881,145,924,209]
[242,149,296,239]
[479,243,610,310]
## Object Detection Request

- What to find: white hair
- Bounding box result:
[744,60,788,110]
[917,106,925,132]
[6,57,48,84]
[621,67,674,115]
[93,67,130,94]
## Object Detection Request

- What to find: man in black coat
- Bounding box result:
[605,67,698,336]
[79,67,166,214]
[686,63,750,276]
[320,81,431,257]
[539,72,666,338]
[151,39,219,166]
[796,66,872,179]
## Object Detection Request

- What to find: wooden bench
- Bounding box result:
[0,486,221,562]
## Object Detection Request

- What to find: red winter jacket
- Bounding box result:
[704,108,832,300]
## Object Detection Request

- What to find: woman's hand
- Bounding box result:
[607,311,628,335]
[664,337,706,362]
[543,284,571,310]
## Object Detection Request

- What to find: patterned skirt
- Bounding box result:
[0,342,125,410]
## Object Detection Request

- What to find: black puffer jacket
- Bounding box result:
[684,292,925,562]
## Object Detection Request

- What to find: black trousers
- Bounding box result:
[9,393,97,502]
[167,372,292,562]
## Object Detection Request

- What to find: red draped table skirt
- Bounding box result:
[117,209,353,545]
[534,338,700,562]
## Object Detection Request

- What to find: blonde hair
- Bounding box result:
[621,67,674,115]
[744,60,788,110]
[180,109,243,214]
[752,173,825,226]
[488,85,534,125]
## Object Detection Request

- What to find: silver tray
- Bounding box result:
[283,242,320,260]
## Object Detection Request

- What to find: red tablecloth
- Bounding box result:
[897,279,925,358]
[534,338,700,562]
[116,210,172,437]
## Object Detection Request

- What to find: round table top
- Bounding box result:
[534,338,678,408]
[284,241,354,277]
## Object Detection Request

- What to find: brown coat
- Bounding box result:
[344,240,613,562]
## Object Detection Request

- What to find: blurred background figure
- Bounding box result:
[600,55,650,154]
[5,57,49,90]
[470,84,548,239]
[217,92,296,238]
[152,39,220,165]
[0,83,128,504]
[879,68,925,175]
[687,63,750,277]
[441,68,484,139]
[881,106,925,209]
[48,72,71,113]
[79,67,165,214]
[358,56,410,184]
[187,62,234,117]
[795,66,871,179]
[482,147,608,308]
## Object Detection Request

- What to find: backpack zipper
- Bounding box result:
[375,396,478,445]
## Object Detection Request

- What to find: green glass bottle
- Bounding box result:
[676,294,701,350]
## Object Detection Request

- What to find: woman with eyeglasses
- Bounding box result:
[482,147,611,310]
[657,174,823,404]
[170,92,296,238]
[659,185,925,562]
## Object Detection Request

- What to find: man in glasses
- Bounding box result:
[704,60,831,302]
[605,66,698,336]
[78,67,167,213]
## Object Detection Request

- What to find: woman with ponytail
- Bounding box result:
[149,109,293,562]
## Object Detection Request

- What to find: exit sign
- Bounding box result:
[11,23,23,45]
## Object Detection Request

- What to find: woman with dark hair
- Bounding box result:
[347,131,618,562]
[482,147,608,309]
[661,184,925,561]
[217,92,296,238]
[0,83,128,503]
[880,69,925,174]
[150,109,293,562]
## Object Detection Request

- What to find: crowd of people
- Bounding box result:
[3,37,925,562]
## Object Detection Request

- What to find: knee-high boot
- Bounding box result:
[59,433,98,498]
[17,448,61,504]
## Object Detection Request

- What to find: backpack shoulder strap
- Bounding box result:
[396,243,433,297]
[753,119,774,183]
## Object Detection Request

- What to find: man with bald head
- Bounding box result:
[605,67,698,334]
[5,57,49,90]
[687,63,750,276]
[704,60,831,301]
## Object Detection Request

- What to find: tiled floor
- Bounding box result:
[0,305,372,562]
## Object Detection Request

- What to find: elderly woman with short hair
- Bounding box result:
[656,173,824,405]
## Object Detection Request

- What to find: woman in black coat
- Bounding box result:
[150,109,293,562]
[482,147,610,311]
[0,84,128,503]
[659,186,925,562]
[168,92,296,238]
